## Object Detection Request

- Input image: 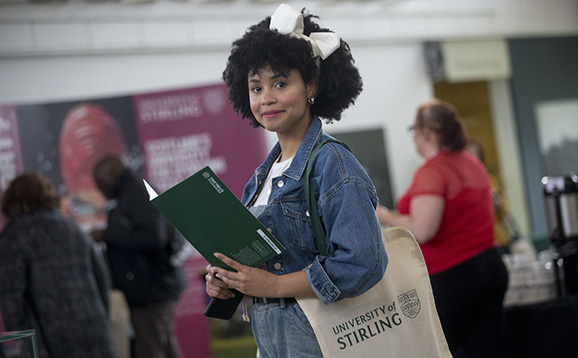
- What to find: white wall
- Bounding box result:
[489,80,531,236]
[0,50,230,104]
[327,43,432,199]
[2,0,578,58]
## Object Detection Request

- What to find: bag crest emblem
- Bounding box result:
[397,289,421,319]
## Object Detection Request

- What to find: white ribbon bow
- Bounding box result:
[270,3,341,60]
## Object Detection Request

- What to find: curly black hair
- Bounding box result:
[222,8,363,127]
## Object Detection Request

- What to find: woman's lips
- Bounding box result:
[262,110,284,119]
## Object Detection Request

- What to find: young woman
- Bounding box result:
[376,99,509,358]
[0,172,116,358]
[205,4,387,357]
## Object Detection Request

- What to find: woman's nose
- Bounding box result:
[261,89,275,105]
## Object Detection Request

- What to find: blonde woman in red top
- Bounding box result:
[377,99,509,358]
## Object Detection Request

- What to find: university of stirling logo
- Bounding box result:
[203,172,211,179]
[397,289,421,319]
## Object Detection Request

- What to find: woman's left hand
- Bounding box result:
[211,252,279,298]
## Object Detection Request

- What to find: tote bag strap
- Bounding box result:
[304,139,351,256]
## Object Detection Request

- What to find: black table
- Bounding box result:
[503,296,578,357]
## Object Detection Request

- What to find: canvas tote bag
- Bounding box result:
[297,227,452,357]
[298,139,452,357]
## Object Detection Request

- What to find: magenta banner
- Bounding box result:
[133,83,266,195]
[0,105,24,228]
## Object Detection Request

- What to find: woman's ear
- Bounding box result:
[306,79,318,99]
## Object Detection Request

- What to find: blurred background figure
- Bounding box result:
[465,137,522,253]
[92,154,186,358]
[0,172,116,358]
[376,99,509,358]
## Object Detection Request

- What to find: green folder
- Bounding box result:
[144,166,285,271]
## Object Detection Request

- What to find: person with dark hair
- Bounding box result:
[92,154,186,358]
[376,99,509,358]
[204,4,387,357]
[0,172,115,358]
[465,137,521,251]
[465,137,485,165]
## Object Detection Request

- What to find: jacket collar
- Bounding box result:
[255,117,325,182]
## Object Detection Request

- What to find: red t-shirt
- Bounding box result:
[397,151,495,275]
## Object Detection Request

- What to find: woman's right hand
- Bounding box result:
[205,264,237,300]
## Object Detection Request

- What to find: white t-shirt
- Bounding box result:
[253,156,294,207]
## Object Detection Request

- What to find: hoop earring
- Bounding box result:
[307,97,315,105]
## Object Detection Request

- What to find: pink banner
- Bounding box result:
[0,105,24,332]
[173,255,213,358]
[0,105,24,228]
[133,83,267,197]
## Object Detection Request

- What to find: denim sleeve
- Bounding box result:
[304,154,388,304]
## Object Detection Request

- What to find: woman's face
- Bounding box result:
[248,66,315,136]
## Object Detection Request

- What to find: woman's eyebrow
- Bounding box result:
[270,72,289,80]
[248,72,289,84]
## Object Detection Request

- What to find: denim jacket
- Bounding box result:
[242,117,388,304]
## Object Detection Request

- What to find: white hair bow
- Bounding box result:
[269,3,341,60]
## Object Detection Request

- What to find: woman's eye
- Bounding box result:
[250,86,262,93]
[275,82,287,89]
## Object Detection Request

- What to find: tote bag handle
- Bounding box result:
[303,139,351,256]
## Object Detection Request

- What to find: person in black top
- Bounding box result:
[92,154,186,358]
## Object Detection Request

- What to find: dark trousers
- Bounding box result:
[130,300,183,358]
[430,247,509,358]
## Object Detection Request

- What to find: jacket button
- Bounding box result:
[274,262,282,270]
[126,272,134,281]
[277,180,284,188]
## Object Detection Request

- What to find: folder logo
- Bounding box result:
[204,171,224,194]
